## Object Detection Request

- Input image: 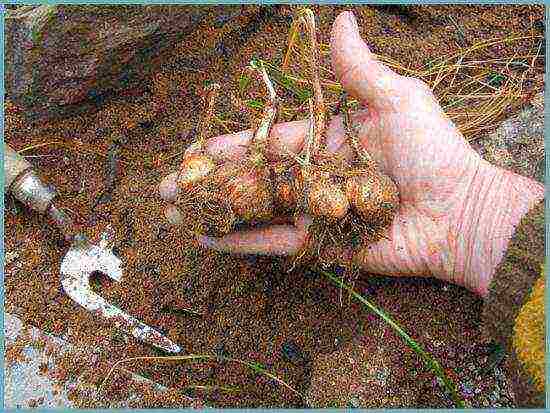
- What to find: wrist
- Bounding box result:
[448,160,544,296]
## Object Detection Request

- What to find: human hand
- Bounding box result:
[160,11,544,296]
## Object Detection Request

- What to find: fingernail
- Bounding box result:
[347,11,359,32]
[159,172,179,201]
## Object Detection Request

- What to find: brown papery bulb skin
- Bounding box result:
[177,154,215,189]
[272,164,301,211]
[223,167,274,223]
[307,173,349,220]
[346,171,399,227]
[275,181,295,210]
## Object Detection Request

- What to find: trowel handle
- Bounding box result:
[4,144,32,191]
[4,143,56,214]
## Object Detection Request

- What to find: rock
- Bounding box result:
[474,91,544,183]
[5,251,20,266]
[213,342,230,359]
[281,340,304,364]
[347,396,362,408]
[4,5,247,120]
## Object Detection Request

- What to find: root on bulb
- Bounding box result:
[170,8,401,262]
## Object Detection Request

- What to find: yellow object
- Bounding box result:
[513,273,545,392]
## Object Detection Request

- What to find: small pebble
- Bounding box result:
[5,251,19,266]
[348,396,362,408]
[138,120,154,129]
[111,245,122,258]
[156,225,169,241]
[95,127,110,137]
[281,340,303,364]
[489,390,500,403]
[214,342,230,358]
[374,367,389,385]
[214,42,230,59]
[302,268,318,279]
[243,254,258,265]
[461,381,474,398]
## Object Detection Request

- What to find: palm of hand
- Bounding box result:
[159,10,485,283]
[346,88,482,278]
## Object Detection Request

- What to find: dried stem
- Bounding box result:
[300,9,326,159]
[296,99,316,212]
[175,83,220,186]
[196,83,221,149]
[339,92,374,166]
[249,61,279,163]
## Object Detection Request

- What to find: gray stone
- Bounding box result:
[474,91,544,183]
[4,5,244,120]
[4,312,170,408]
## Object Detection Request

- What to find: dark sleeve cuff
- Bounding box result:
[482,199,544,346]
[481,198,545,407]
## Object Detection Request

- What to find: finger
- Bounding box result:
[160,114,361,201]
[203,119,309,161]
[196,214,312,256]
[204,112,359,162]
[331,11,404,111]
[159,172,179,201]
[324,113,356,161]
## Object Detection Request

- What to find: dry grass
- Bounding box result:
[99,354,308,405]
[276,30,544,141]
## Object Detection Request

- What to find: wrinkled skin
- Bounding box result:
[160,11,544,296]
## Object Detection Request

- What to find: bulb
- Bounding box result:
[272,164,301,211]
[177,154,215,190]
[346,171,399,227]
[223,167,274,223]
[307,172,349,220]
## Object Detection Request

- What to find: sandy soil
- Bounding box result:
[4,4,544,408]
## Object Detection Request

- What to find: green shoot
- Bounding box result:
[321,270,465,408]
[251,57,312,102]
[238,73,251,95]
[246,99,265,110]
[487,73,505,87]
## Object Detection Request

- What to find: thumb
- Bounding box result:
[331,11,404,111]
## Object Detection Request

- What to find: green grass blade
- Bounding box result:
[100,353,308,405]
[251,57,312,102]
[320,270,465,408]
[246,99,265,110]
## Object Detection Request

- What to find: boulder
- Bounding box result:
[4,5,245,120]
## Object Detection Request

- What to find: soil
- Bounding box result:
[4,4,545,408]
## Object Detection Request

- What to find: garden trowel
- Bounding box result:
[4,144,181,353]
